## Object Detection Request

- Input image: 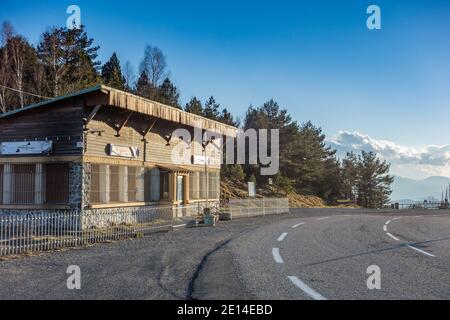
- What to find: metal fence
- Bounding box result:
[228,198,290,219]
[0,205,200,257]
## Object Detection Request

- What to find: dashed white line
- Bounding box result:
[392,217,402,221]
[383,225,388,232]
[407,245,435,257]
[287,276,327,300]
[277,232,288,242]
[386,232,400,241]
[272,248,284,263]
[385,220,391,225]
[292,223,305,229]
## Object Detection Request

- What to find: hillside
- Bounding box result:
[220,178,327,208]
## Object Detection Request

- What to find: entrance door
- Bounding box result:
[177,175,185,203]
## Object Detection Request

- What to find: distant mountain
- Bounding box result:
[391,176,450,202]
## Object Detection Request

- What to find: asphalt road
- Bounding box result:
[0,208,449,300]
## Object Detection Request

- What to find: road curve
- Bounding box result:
[221,212,450,300]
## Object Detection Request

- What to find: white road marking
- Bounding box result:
[392,217,402,221]
[386,220,391,225]
[288,276,327,300]
[383,225,388,232]
[316,217,329,221]
[277,232,288,242]
[272,248,284,263]
[387,232,400,241]
[407,245,435,257]
[292,223,305,229]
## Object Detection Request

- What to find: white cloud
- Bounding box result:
[328,131,450,179]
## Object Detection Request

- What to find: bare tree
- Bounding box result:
[37,27,66,97]
[139,45,168,86]
[122,60,135,90]
[0,21,14,112]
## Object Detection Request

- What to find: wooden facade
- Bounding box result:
[0,85,236,211]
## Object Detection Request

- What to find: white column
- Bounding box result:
[34,163,45,205]
[99,164,110,203]
[2,164,12,204]
[135,167,145,202]
[118,166,128,202]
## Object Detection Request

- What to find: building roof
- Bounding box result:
[0,85,238,137]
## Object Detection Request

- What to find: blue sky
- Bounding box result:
[2,0,450,178]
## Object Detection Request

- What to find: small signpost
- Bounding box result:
[248,181,256,197]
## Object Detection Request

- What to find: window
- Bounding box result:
[189,172,199,200]
[13,164,35,204]
[128,167,137,202]
[199,172,207,199]
[45,164,69,204]
[0,164,3,204]
[160,171,169,200]
[110,166,120,202]
[90,164,100,203]
[208,172,220,199]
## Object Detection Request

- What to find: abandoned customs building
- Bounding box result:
[0,85,237,219]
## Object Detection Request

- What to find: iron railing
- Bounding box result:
[228,198,290,219]
[0,205,200,257]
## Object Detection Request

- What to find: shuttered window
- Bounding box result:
[45,164,69,204]
[208,172,220,199]
[0,164,3,204]
[90,164,101,203]
[128,166,137,202]
[12,164,35,204]
[110,166,120,202]
[189,172,200,200]
[199,172,207,199]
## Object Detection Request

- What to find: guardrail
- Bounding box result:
[0,205,200,257]
[228,198,290,219]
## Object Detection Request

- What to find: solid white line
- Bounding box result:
[316,217,329,221]
[407,245,435,257]
[292,223,305,229]
[288,276,327,300]
[383,225,388,232]
[272,248,284,263]
[172,224,187,228]
[277,232,288,242]
[387,232,400,241]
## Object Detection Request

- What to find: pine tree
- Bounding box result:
[203,96,220,120]
[157,77,181,108]
[355,151,394,208]
[101,52,126,90]
[341,152,358,201]
[185,97,203,115]
[135,70,156,99]
[219,108,238,126]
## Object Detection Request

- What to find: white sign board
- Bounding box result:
[192,155,210,165]
[248,182,256,197]
[1,141,53,155]
[107,144,139,158]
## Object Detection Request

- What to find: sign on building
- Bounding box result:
[0,141,53,155]
[107,144,139,158]
[192,155,210,165]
